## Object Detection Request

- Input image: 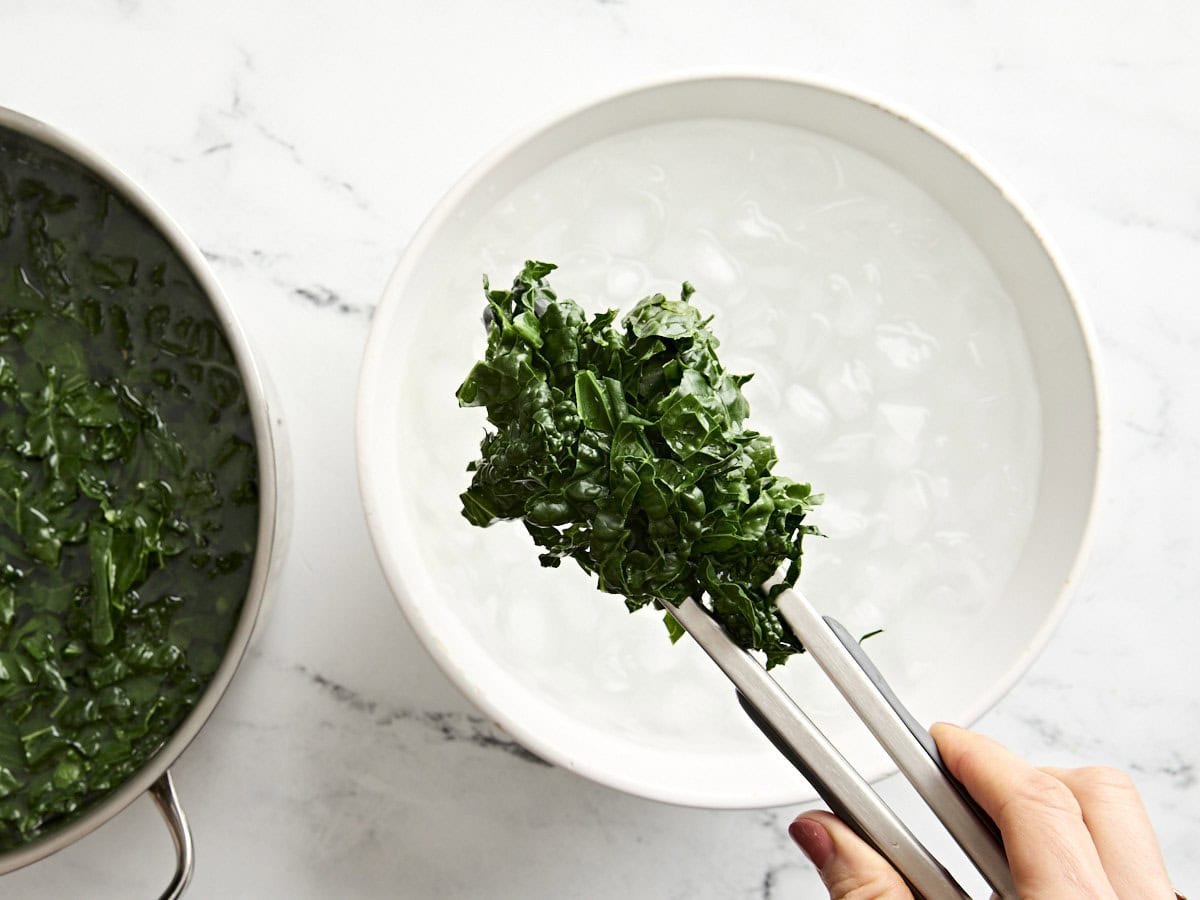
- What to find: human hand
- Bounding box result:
[788,723,1178,899]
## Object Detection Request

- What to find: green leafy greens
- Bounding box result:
[0,127,257,850]
[457,261,821,668]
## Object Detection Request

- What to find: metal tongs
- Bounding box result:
[661,591,1017,900]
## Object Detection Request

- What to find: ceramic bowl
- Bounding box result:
[356,75,1100,808]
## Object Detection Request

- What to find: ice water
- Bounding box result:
[400,118,1041,740]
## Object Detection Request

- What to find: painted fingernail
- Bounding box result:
[789,817,833,869]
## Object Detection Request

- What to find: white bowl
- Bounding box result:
[356,75,1100,808]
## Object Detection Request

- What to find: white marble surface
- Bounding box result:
[2,1,1198,897]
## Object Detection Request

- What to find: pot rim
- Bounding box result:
[0,105,279,874]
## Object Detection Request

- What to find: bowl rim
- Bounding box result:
[356,71,1104,808]
[0,105,281,871]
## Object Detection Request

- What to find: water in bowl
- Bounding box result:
[397,118,1041,755]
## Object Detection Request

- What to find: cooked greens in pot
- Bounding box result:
[457,261,820,668]
[0,128,258,850]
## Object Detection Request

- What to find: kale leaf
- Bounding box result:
[457,261,821,667]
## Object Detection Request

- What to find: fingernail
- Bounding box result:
[789,817,833,869]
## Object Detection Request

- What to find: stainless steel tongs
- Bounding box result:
[660,591,1017,900]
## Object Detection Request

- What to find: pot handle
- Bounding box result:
[147,770,194,900]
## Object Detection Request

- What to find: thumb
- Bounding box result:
[790,811,913,900]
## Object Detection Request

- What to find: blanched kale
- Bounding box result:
[457,261,821,667]
[0,128,257,850]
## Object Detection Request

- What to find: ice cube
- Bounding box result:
[575,189,667,258]
[827,271,881,338]
[875,402,929,469]
[874,320,939,374]
[819,358,874,421]
[882,473,932,544]
[605,258,649,301]
[813,494,871,540]
[814,431,875,465]
[784,384,833,440]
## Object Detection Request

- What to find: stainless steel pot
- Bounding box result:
[0,106,285,899]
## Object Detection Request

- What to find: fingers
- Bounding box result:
[790,810,913,900]
[1041,765,1175,900]
[788,725,1174,900]
[932,723,1118,899]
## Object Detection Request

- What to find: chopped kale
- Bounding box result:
[457,261,821,667]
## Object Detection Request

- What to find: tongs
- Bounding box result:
[660,591,1017,900]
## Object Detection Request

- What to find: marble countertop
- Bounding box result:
[3,2,1197,897]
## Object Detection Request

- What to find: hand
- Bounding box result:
[788,723,1177,899]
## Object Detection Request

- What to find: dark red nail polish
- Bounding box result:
[789,817,833,869]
